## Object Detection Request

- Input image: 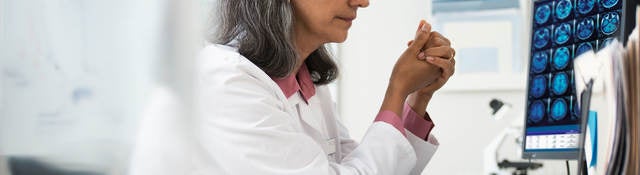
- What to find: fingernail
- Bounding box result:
[418,52,425,59]
[421,22,428,32]
[427,57,435,61]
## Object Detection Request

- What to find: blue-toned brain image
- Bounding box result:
[530,75,547,98]
[535,4,551,25]
[553,47,570,70]
[601,12,620,35]
[601,0,619,9]
[576,42,594,56]
[555,0,573,20]
[577,0,596,15]
[551,98,569,120]
[527,0,625,127]
[532,51,548,73]
[529,100,545,123]
[577,18,595,40]
[554,23,572,45]
[552,72,570,95]
[534,28,551,49]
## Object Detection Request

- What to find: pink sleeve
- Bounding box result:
[374,110,406,137]
[402,103,435,140]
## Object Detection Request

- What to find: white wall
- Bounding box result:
[338,0,431,140]
[337,0,576,174]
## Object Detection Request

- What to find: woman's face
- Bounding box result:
[291,0,369,44]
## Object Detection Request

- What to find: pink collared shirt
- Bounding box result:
[272,64,435,140]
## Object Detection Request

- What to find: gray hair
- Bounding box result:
[213,0,338,85]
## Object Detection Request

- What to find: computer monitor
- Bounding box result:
[522,0,637,159]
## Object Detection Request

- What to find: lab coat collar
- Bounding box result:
[271,63,316,104]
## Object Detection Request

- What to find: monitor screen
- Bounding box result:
[523,0,634,159]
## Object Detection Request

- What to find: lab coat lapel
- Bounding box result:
[289,94,338,159]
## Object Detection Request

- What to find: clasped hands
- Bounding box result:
[389,20,456,117]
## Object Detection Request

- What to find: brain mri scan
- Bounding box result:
[534,27,551,49]
[577,17,595,41]
[552,47,571,70]
[527,0,626,127]
[576,0,596,15]
[600,11,620,35]
[530,75,548,99]
[550,98,569,121]
[576,42,594,57]
[532,51,549,73]
[555,0,573,20]
[535,3,552,25]
[529,100,546,123]
[554,22,572,45]
[551,72,570,96]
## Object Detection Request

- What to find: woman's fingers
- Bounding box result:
[417,46,455,60]
[415,20,431,33]
[431,32,450,46]
[426,57,455,77]
[408,31,450,50]
[425,31,450,49]
[408,20,432,53]
[423,46,455,59]
[425,57,448,69]
[418,52,426,60]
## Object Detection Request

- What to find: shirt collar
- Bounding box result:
[272,64,316,104]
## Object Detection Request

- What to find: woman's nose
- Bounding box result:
[349,0,369,8]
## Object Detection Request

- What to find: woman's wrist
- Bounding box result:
[387,79,411,99]
[380,83,410,118]
[406,93,432,117]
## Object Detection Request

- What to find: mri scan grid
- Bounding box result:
[527,0,623,126]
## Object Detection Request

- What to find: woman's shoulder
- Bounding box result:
[198,44,268,78]
[196,44,284,99]
[198,44,246,69]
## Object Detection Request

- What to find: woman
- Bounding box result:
[198,0,455,174]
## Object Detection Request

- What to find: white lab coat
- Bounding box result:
[130,44,439,175]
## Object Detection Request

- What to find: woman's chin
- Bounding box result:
[330,33,349,43]
[334,38,347,43]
